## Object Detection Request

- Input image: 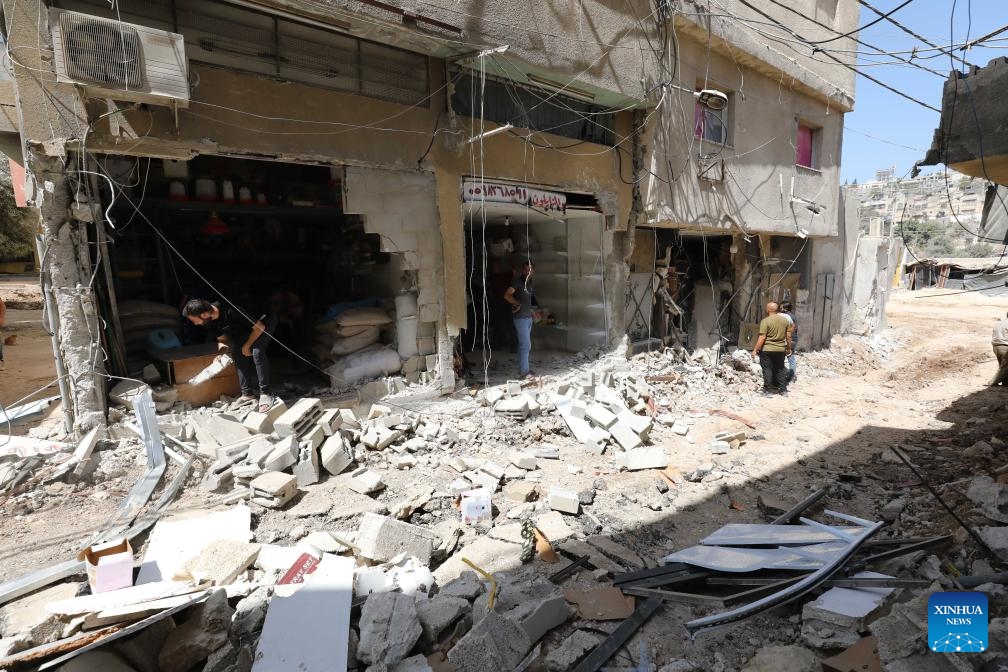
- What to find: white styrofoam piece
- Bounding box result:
[807,571,896,617]
[699,524,859,547]
[46,580,202,616]
[136,505,253,584]
[252,554,353,672]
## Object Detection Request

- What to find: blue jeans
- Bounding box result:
[787,353,797,381]
[513,317,532,375]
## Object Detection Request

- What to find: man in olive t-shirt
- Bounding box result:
[751,302,793,394]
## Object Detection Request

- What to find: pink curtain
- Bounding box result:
[795,125,813,167]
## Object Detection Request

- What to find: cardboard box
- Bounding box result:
[157,344,240,407]
[78,539,133,593]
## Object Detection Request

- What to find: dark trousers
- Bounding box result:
[235,331,272,396]
[993,344,1008,386]
[759,350,788,392]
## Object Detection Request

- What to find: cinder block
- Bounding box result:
[317,409,341,436]
[617,412,653,439]
[274,398,323,438]
[586,404,617,429]
[356,512,438,564]
[302,424,325,451]
[242,400,288,434]
[250,471,298,508]
[481,461,506,480]
[569,399,587,419]
[348,467,385,495]
[548,488,580,515]
[615,446,668,471]
[263,436,298,472]
[293,444,320,487]
[509,451,538,470]
[246,437,274,467]
[320,434,354,476]
[610,422,643,451]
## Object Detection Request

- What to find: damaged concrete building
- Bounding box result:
[0,0,861,430]
[632,1,860,353]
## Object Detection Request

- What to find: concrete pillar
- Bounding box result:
[31,153,107,430]
[4,0,105,431]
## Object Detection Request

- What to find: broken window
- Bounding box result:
[694,87,730,145]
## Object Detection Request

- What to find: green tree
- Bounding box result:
[0,157,37,260]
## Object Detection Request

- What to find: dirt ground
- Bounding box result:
[0,284,1006,668]
[0,277,56,408]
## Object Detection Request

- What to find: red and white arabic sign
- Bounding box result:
[462,180,567,212]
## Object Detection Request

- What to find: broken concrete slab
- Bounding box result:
[511,594,572,643]
[544,630,600,672]
[503,481,538,503]
[192,415,252,456]
[446,611,531,672]
[159,589,233,672]
[433,537,522,586]
[253,554,353,672]
[181,540,261,586]
[391,485,435,520]
[557,539,624,574]
[586,536,647,569]
[358,592,421,666]
[535,511,575,543]
[392,654,435,672]
[356,513,438,564]
[509,451,538,470]
[137,506,253,584]
[0,582,83,654]
[440,572,485,601]
[415,595,470,643]
[741,645,819,672]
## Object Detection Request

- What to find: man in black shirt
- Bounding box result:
[183,298,273,411]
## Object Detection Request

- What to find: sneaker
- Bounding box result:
[238,394,256,403]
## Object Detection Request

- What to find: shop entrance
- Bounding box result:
[460,183,609,377]
[93,154,402,384]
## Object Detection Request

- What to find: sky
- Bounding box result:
[840,0,1008,184]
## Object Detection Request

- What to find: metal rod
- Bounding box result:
[771,487,828,525]
[707,576,929,589]
[848,535,953,571]
[890,447,1001,565]
[549,555,590,585]
[622,586,726,608]
[569,596,663,672]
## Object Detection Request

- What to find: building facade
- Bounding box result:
[1,0,859,430]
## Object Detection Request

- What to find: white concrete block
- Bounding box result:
[586,404,618,429]
[615,446,668,471]
[610,422,643,452]
[348,467,385,495]
[509,451,538,470]
[548,488,580,515]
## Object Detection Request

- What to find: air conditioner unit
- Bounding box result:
[50,9,189,109]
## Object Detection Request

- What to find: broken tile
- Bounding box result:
[356,513,438,564]
[358,592,421,666]
[181,539,260,586]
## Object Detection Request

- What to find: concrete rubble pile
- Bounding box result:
[2,331,1004,672]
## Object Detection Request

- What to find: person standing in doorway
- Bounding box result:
[992,310,1008,387]
[779,301,798,383]
[751,302,793,395]
[183,298,274,411]
[505,261,535,379]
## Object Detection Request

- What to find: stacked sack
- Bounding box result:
[313,306,392,366]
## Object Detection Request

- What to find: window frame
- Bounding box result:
[795,121,822,170]
[694,87,731,146]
